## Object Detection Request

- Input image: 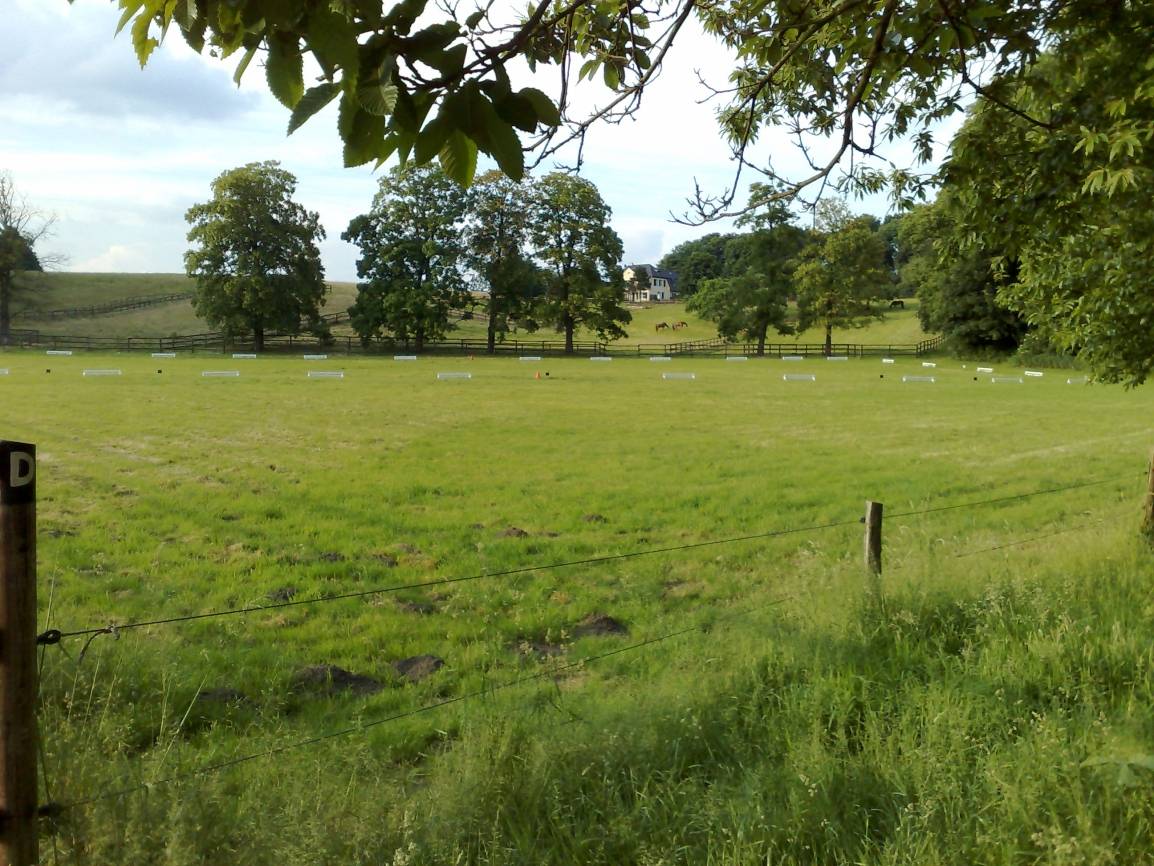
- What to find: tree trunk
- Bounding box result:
[253,321,265,353]
[415,329,424,354]
[0,274,10,346]
[755,321,767,356]
[487,295,497,354]
[564,313,574,354]
[824,322,833,356]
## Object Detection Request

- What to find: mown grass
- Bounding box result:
[4,350,1151,864]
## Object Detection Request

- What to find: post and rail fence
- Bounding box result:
[11,292,193,322]
[0,328,945,358]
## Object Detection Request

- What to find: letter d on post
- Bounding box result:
[0,440,38,866]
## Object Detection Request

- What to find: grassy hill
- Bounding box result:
[11,273,360,336]
[11,273,933,347]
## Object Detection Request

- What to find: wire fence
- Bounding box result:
[30,469,1145,823]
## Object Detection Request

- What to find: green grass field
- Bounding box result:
[5,349,1153,864]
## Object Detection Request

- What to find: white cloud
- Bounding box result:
[73,243,151,272]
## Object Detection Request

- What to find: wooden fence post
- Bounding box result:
[0,441,38,866]
[864,500,883,577]
[1143,451,1154,541]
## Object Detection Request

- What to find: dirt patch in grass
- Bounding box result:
[573,613,628,637]
[392,655,444,682]
[290,664,383,696]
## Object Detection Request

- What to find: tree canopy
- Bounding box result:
[794,209,889,355]
[529,172,628,352]
[185,161,328,351]
[106,1,1147,207]
[463,170,544,352]
[345,164,470,351]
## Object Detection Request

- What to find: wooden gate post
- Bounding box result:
[864,500,883,577]
[0,441,37,866]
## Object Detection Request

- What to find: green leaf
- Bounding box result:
[495,93,538,133]
[233,44,258,85]
[482,110,524,180]
[288,83,340,134]
[465,9,484,29]
[578,58,600,82]
[439,130,478,185]
[518,87,561,127]
[414,115,453,164]
[308,5,360,77]
[357,82,399,117]
[342,107,386,168]
[421,43,467,76]
[116,1,145,36]
[131,12,159,67]
[603,62,620,90]
[266,36,305,108]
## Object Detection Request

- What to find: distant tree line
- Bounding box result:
[183,162,627,354]
[656,193,892,355]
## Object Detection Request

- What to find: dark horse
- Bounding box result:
[655,322,670,332]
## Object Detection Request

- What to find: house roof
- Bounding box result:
[626,264,678,286]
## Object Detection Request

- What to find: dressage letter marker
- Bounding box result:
[648,356,672,362]
[901,375,935,383]
[991,376,1023,384]
[826,356,849,362]
[45,350,72,356]
[82,369,122,377]
[782,355,804,361]
[725,356,748,362]
[590,356,612,362]
[1025,370,1044,377]
[921,361,937,368]
[202,371,241,378]
[782,373,816,382]
[519,356,542,361]
[307,371,344,379]
[437,372,472,380]
[151,352,176,358]
[661,372,696,380]
[394,355,417,361]
[303,354,328,360]
[977,366,994,373]
[882,358,895,364]
[232,353,257,359]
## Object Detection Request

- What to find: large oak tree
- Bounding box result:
[185,161,327,351]
[528,172,628,353]
[345,164,470,352]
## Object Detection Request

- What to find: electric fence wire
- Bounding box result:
[49,593,792,812]
[952,523,1101,558]
[36,470,1140,648]
[36,517,860,643]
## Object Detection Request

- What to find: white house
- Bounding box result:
[623,264,678,302]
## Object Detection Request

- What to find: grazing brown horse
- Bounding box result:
[655,322,670,333]
[671,321,689,329]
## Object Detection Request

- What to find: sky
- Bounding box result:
[0,0,955,282]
